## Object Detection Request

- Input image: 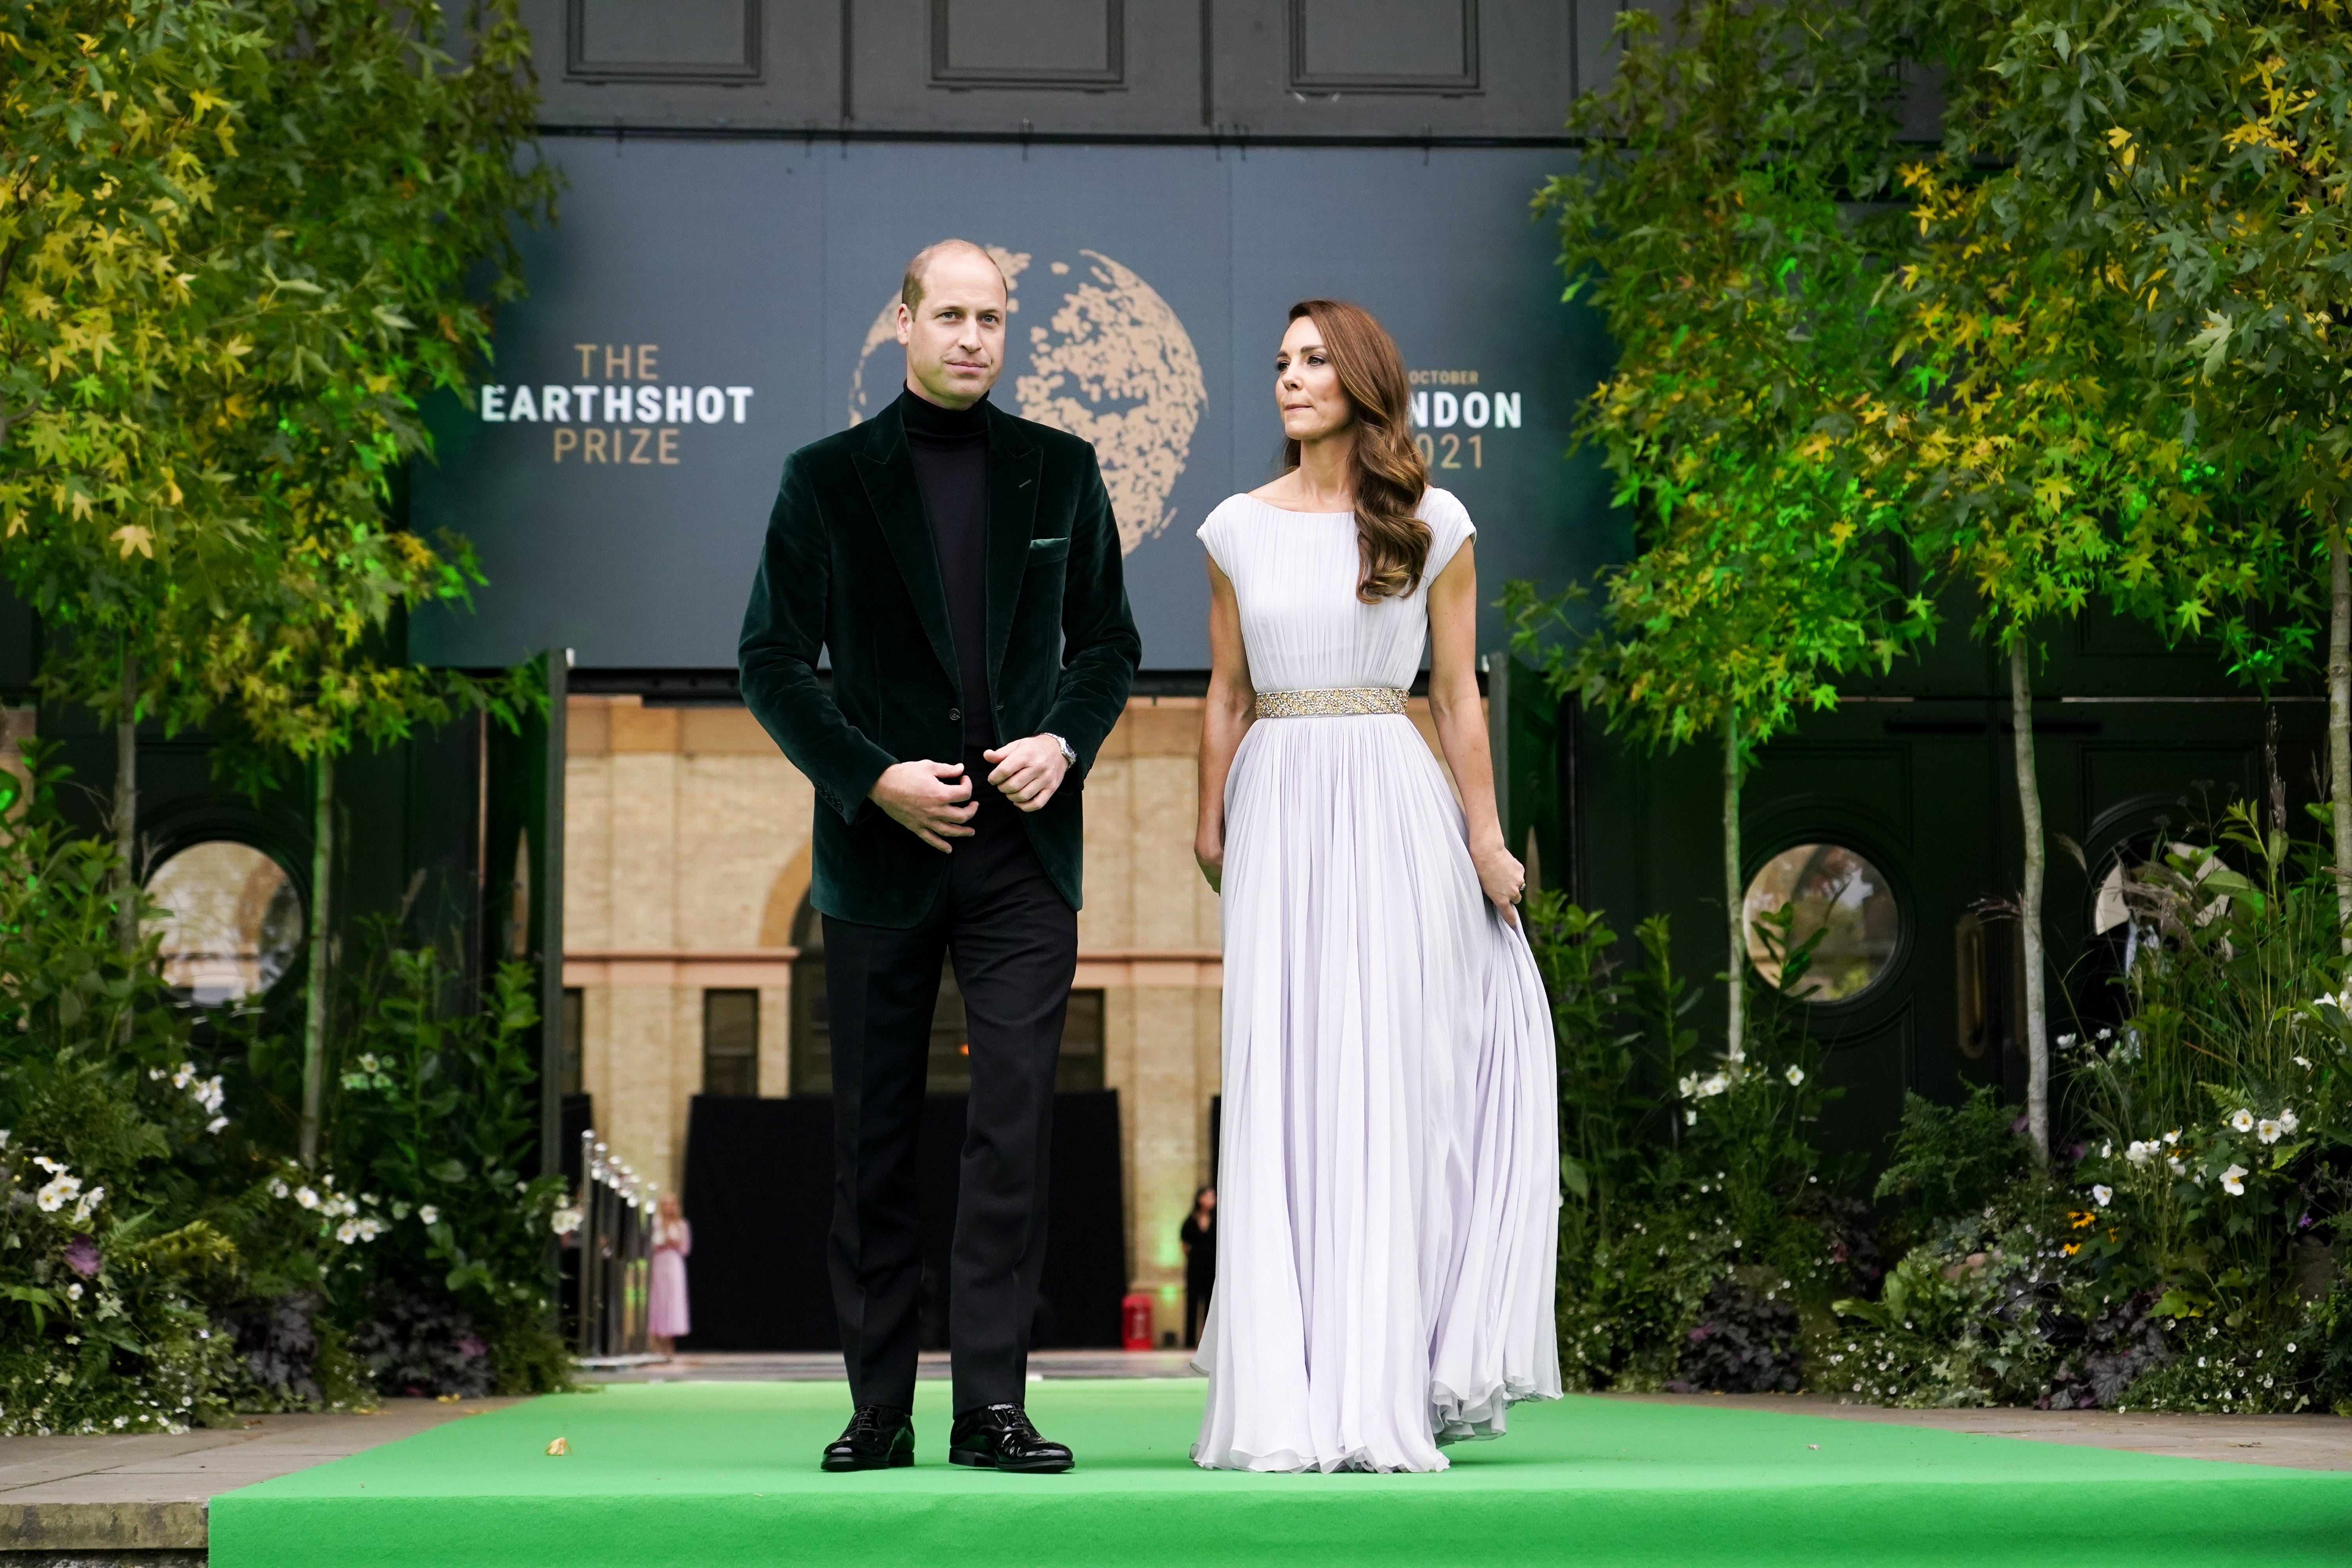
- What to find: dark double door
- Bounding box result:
[1744,695,2318,1158]
[1571,620,2325,1165]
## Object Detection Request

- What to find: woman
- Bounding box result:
[648,1191,692,1357]
[1189,300,1561,1473]
[1179,1185,1216,1348]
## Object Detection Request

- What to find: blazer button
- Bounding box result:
[948,707,962,723]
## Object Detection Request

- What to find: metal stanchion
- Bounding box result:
[572,1128,661,1367]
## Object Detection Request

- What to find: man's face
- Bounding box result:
[898,248,1007,408]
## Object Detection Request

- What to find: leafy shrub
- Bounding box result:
[1672,1277,1803,1393]
[1533,893,1850,1388]
[311,926,569,1396]
[351,1287,496,1399]
[0,743,570,1430]
[1875,1087,2033,1245]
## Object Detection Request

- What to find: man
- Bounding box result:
[739,240,1139,1474]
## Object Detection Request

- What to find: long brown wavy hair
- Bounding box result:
[1282,299,1430,601]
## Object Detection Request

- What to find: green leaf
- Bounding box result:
[1561,1156,1592,1200]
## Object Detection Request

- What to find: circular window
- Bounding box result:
[1743,844,1899,1002]
[146,842,303,1005]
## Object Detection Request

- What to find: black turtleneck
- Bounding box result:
[900,388,994,748]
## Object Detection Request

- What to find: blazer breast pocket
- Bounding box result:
[1026,536,1071,564]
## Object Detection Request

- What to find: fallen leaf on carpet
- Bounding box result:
[547,1437,569,1455]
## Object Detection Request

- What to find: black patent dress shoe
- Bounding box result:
[822,1405,914,1472]
[948,1403,1074,1473]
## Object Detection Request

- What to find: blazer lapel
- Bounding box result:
[852,403,959,691]
[983,403,1043,695]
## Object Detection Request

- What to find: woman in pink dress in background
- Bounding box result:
[648,1192,692,1356]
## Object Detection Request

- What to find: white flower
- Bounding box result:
[552,1206,583,1236]
[2126,1141,2156,1167]
[2229,1109,2255,1133]
[2166,1155,2187,1175]
[1677,1074,1699,1098]
[2221,1164,2248,1196]
[2164,1129,2180,1145]
[358,1054,380,1073]
[71,1186,104,1224]
[172,1063,195,1090]
[419,1205,440,1226]
[2057,1033,2077,1047]
[2091,1185,2113,1208]
[2096,1028,2113,1040]
[65,1283,82,1301]
[1784,1065,1805,1087]
[356,1218,381,1241]
[294,1187,320,1210]
[2294,1056,2313,1069]
[335,1220,360,1245]
[268,1179,290,1200]
[1684,1109,1697,1125]
[2258,1119,2283,1145]
[206,1116,229,1135]
[1697,1072,1731,1098]
[36,1172,80,1212]
[149,1068,165,1080]
[2278,1108,2300,1136]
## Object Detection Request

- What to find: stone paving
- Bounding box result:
[0,1400,509,1559]
[1603,1391,2352,1474]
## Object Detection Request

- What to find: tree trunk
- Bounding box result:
[2330,526,2351,945]
[2009,637,2049,1162]
[1723,701,1744,1064]
[299,751,335,1168]
[113,642,138,954]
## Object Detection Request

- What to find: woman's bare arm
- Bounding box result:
[1196,556,1255,893]
[1426,541,1524,924]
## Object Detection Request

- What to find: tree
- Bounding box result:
[1979,0,2352,930]
[4,0,555,1161]
[0,1,276,942]
[1521,0,1932,1060]
[182,0,555,1165]
[1852,1,2292,1156]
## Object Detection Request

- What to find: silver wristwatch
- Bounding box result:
[1046,732,1076,766]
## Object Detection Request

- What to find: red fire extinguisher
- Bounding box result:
[1121,1291,1155,1352]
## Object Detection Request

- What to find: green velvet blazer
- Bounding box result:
[738,398,1141,929]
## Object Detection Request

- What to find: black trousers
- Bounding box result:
[822,748,1076,1415]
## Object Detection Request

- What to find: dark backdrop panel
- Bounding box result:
[409,138,1608,672]
[681,1090,1125,1351]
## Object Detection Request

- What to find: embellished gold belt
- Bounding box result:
[1252,687,1408,719]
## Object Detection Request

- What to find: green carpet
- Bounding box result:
[209,1380,2352,1568]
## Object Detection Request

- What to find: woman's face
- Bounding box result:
[1200,1188,1216,1212]
[1274,316,1352,446]
[660,1194,681,1221]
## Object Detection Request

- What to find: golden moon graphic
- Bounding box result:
[848,246,1205,557]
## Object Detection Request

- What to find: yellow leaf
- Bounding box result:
[111,524,153,558]
[545,1436,568,1455]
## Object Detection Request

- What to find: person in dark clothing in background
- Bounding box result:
[1180,1186,1217,1349]
[739,238,1140,1475]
